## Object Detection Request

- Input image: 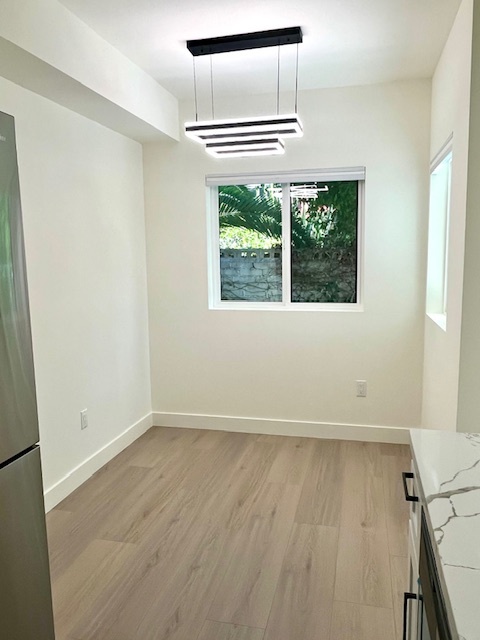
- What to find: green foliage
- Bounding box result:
[219,226,280,249]
[218,182,358,249]
[219,184,282,244]
[291,181,358,248]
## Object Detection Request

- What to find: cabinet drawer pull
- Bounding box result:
[403,591,417,640]
[402,471,419,502]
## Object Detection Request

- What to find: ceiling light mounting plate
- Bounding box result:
[187,27,303,57]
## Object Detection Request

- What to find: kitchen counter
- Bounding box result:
[410,430,480,640]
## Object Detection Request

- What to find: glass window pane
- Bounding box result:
[426,151,452,317]
[290,181,358,303]
[218,184,282,302]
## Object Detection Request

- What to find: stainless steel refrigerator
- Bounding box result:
[0,111,56,639]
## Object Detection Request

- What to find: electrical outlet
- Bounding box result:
[80,409,88,430]
[356,380,367,397]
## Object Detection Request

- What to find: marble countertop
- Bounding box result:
[410,429,480,640]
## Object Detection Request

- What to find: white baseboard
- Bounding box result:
[43,412,153,512]
[44,411,410,512]
[152,411,411,444]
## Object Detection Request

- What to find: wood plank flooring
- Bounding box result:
[47,427,410,640]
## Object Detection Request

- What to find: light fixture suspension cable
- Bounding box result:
[276,45,280,115]
[193,56,199,121]
[210,55,215,119]
[185,27,304,157]
[294,42,299,113]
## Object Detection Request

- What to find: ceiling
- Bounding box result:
[59,0,461,101]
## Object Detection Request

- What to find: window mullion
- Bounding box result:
[282,183,291,306]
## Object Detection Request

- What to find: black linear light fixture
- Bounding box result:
[187,27,302,56]
[205,137,286,158]
[184,26,303,158]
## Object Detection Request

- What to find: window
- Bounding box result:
[426,139,452,330]
[207,168,364,310]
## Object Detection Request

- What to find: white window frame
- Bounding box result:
[426,136,453,332]
[206,168,365,311]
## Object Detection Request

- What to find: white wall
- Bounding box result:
[421,0,473,430]
[457,1,480,432]
[0,76,152,504]
[0,0,179,141]
[144,80,430,434]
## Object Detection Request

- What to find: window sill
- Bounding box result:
[209,302,364,312]
[427,312,447,332]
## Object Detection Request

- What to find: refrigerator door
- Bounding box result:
[0,446,55,639]
[0,111,39,465]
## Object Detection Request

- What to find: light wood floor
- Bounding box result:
[47,427,410,640]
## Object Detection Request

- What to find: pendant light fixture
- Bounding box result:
[205,138,285,158]
[185,114,303,144]
[185,27,303,158]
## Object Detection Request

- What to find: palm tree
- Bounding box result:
[219,185,282,245]
[218,182,357,249]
